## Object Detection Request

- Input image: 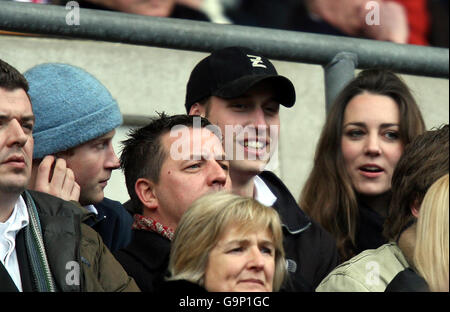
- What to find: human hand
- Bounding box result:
[305,0,368,36]
[362,1,409,44]
[34,155,80,202]
[306,0,409,44]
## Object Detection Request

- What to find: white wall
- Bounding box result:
[1,35,448,203]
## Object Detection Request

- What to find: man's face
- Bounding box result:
[0,88,34,195]
[60,130,119,205]
[192,81,280,176]
[152,127,231,230]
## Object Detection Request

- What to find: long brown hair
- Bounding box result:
[299,69,425,261]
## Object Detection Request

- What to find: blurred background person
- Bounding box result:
[162,191,286,292]
[54,0,212,21]
[7,0,448,46]
[225,0,433,45]
[299,69,425,262]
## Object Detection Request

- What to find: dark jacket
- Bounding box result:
[0,190,139,292]
[259,171,339,292]
[89,197,133,253]
[385,268,430,292]
[355,199,388,255]
[114,230,170,292]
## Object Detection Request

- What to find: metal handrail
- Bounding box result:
[0,1,448,79]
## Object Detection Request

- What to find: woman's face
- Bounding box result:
[204,225,276,292]
[341,92,404,196]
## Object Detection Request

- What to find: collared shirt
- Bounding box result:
[254,175,277,207]
[84,204,98,215]
[0,195,29,291]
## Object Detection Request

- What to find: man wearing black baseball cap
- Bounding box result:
[185,46,339,291]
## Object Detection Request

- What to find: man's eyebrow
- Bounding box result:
[0,114,35,122]
[21,115,35,122]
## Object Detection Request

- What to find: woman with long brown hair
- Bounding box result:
[299,69,425,262]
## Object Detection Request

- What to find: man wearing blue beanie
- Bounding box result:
[25,63,132,253]
[0,58,138,291]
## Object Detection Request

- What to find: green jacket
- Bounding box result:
[27,190,140,292]
[316,243,410,292]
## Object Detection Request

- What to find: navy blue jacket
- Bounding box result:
[84,197,133,253]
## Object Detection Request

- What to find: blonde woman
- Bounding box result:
[414,174,449,292]
[386,174,449,292]
[161,191,286,292]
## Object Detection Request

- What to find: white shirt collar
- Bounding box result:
[84,204,98,215]
[253,175,277,207]
[0,195,29,292]
[0,195,29,231]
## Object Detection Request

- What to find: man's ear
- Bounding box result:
[135,178,158,211]
[411,198,420,218]
[189,102,206,117]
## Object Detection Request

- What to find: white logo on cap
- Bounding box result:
[247,54,267,68]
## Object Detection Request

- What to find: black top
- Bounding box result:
[385,268,430,292]
[114,230,171,292]
[355,199,388,255]
[87,197,133,253]
[258,171,340,291]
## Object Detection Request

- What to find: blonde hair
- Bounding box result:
[168,191,286,291]
[413,174,449,292]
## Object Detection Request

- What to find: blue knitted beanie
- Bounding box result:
[24,63,123,159]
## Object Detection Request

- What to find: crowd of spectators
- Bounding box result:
[5,0,449,47]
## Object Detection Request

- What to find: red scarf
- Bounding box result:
[132,214,174,241]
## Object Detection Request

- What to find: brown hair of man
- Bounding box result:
[0,59,29,92]
[383,124,449,241]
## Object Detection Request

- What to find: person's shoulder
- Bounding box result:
[115,231,171,267]
[385,268,429,292]
[316,243,408,292]
[303,218,337,246]
[257,170,295,202]
[95,197,133,220]
[25,189,88,217]
[258,170,284,186]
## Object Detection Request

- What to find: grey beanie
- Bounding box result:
[24,63,123,159]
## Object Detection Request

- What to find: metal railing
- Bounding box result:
[1,1,449,114]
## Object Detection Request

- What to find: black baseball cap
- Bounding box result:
[185,46,296,113]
